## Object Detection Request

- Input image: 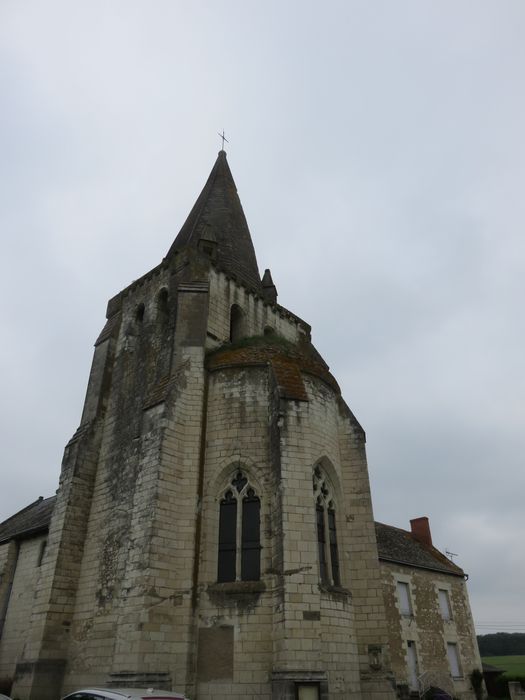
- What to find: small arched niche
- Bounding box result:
[135,303,145,323]
[230,304,245,342]
[157,287,169,319]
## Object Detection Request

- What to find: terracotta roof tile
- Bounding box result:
[271,358,308,401]
[206,337,340,400]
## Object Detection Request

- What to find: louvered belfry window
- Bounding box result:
[218,471,261,582]
[313,465,341,587]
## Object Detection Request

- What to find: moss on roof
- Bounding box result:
[375,521,464,577]
[206,334,339,400]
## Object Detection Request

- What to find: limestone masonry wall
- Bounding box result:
[380,561,481,699]
[208,268,303,346]
[0,536,47,680]
[196,366,274,698]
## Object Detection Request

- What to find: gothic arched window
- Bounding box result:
[313,465,340,587]
[218,471,261,582]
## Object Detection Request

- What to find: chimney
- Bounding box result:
[410,517,432,547]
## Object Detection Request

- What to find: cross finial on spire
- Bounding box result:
[218,129,229,151]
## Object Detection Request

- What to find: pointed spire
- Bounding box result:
[167,151,262,293]
[261,268,277,304]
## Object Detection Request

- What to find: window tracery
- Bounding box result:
[313,465,340,587]
[218,470,261,582]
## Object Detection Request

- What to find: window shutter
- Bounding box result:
[447,642,461,678]
[397,581,412,616]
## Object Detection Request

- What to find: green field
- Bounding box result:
[483,656,525,677]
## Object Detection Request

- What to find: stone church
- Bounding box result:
[0,151,482,700]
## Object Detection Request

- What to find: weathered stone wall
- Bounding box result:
[207,268,305,346]
[276,376,357,699]
[6,260,397,700]
[0,537,46,681]
[380,561,482,699]
[335,399,395,700]
[0,541,15,646]
[186,271,393,700]
[55,266,176,692]
[193,360,375,700]
[195,365,274,699]
[273,375,393,700]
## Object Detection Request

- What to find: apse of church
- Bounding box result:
[0,151,482,700]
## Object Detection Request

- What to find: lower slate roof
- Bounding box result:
[0,496,56,545]
[375,521,465,577]
[0,497,464,578]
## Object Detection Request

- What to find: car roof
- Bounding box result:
[64,689,187,700]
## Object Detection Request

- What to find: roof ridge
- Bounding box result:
[0,496,46,529]
[375,521,465,576]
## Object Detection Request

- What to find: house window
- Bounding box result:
[438,589,452,621]
[447,642,462,678]
[313,465,340,587]
[218,471,261,582]
[397,581,413,617]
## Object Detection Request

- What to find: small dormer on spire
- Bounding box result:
[262,268,278,304]
[197,225,218,260]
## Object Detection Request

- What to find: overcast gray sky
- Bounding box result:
[1,1,524,635]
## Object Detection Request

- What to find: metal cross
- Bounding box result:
[218,129,229,150]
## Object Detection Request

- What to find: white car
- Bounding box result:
[62,689,189,700]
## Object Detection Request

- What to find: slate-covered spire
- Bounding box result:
[167,150,262,293]
[262,268,278,304]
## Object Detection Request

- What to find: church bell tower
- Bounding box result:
[12,150,396,700]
